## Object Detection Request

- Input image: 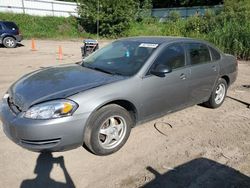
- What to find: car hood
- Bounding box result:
[8,64,125,111]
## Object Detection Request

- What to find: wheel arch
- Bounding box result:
[3,35,16,41]
[221,75,230,86]
[96,99,138,127]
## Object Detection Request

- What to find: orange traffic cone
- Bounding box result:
[31,38,36,51]
[58,45,63,60]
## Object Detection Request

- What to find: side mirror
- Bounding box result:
[150,64,172,77]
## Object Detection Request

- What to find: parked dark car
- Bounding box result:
[0,37,237,155]
[0,21,23,48]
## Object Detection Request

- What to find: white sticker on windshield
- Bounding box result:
[139,43,158,48]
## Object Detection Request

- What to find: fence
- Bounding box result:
[0,2,223,19]
[0,0,78,17]
[152,5,223,20]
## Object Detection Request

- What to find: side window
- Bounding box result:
[0,24,3,30]
[209,46,221,61]
[187,43,211,65]
[152,44,185,70]
[3,22,17,30]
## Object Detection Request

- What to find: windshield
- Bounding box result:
[82,40,158,76]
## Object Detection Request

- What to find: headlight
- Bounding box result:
[24,99,78,120]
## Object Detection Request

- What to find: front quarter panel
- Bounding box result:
[68,76,143,122]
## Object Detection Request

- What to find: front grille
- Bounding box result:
[21,138,61,146]
[8,97,21,114]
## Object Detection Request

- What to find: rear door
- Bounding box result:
[184,43,219,105]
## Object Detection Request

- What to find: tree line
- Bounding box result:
[57,0,223,8]
[153,0,223,8]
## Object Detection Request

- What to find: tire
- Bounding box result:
[3,37,17,48]
[204,78,228,108]
[84,104,132,156]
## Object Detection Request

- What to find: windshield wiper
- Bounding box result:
[84,65,114,75]
[81,60,86,67]
[91,67,115,75]
[82,62,124,76]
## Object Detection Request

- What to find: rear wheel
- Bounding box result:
[204,78,228,108]
[3,37,17,48]
[84,104,132,155]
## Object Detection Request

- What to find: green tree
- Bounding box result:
[137,0,153,21]
[169,11,181,22]
[78,0,139,37]
[222,0,250,21]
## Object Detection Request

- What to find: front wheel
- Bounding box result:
[84,104,132,156]
[204,78,228,108]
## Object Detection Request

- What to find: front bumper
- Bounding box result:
[0,98,89,152]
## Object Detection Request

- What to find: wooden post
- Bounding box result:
[52,2,54,16]
[21,0,25,14]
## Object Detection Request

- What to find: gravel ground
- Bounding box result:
[0,40,249,188]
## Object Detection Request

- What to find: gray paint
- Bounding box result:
[8,64,125,111]
[0,36,238,152]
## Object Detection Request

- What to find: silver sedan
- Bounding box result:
[0,37,238,155]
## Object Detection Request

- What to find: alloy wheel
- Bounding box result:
[98,116,127,149]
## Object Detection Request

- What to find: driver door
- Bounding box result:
[140,43,190,120]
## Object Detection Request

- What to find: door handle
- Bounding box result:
[180,73,186,80]
[212,65,217,72]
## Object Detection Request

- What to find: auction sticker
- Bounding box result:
[139,43,158,48]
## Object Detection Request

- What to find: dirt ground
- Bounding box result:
[0,40,250,188]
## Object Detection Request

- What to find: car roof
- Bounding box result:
[0,21,17,24]
[118,36,209,45]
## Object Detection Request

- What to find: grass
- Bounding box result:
[0,12,89,39]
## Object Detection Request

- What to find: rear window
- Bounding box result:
[187,43,211,65]
[209,46,221,61]
[3,22,18,30]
